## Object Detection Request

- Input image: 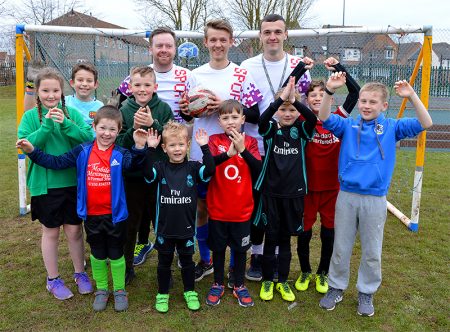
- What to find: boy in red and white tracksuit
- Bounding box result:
[205,99,261,307]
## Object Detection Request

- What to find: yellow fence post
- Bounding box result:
[410,27,432,231]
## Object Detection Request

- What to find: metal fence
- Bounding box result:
[7,26,450,148]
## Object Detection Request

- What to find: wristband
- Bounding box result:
[324,87,335,95]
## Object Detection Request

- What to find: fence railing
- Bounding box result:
[0,62,16,86]
[4,61,450,97]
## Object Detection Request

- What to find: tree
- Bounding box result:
[226,0,316,31]
[9,0,89,25]
[136,0,223,31]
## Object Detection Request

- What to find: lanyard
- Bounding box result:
[262,53,288,98]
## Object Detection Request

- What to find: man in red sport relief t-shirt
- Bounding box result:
[205,100,261,308]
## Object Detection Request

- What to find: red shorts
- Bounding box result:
[303,189,338,231]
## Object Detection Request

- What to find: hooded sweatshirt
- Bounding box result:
[323,112,424,196]
[117,93,173,178]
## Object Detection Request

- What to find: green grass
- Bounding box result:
[0,86,449,331]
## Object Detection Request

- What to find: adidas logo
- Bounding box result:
[111,159,120,166]
[161,178,167,184]
[186,240,194,247]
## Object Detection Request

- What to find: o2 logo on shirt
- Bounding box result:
[224,165,241,183]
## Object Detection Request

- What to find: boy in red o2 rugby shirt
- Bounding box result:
[16,105,149,312]
[295,57,360,295]
[205,100,262,307]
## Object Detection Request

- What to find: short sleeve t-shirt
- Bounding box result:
[240,53,312,155]
[65,95,104,127]
[86,142,113,215]
[118,64,196,123]
[207,133,261,222]
[189,62,263,161]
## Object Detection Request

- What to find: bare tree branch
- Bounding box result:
[227,0,316,31]
[137,0,222,31]
[9,0,89,25]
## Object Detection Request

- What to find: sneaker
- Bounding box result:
[73,272,93,294]
[294,272,312,291]
[46,277,74,300]
[259,280,274,301]
[133,242,154,266]
[93,290,109,311]
[276,282,296,302]
[194,259,214,282]
[315,273,328,294]
[206,283,225,306]
[245,254,262,281]
[227,268,235,289]
[184,291,200,311]
[113,289,128,312]
[155,293,169,313]
[357,292,375,317]
[233,285,254,307]
[125,267,135,286]
[319,287,343,311]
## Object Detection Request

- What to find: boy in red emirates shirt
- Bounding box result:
[295,57,360,295]
[205,100,262,307]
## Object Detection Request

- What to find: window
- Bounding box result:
[343,48,361,61]
[385,49,394,59]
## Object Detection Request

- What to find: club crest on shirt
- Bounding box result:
[374,124,384,135]
[290,127,299,139]
[186,175,194,187]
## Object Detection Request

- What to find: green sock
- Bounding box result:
[110,256,126,291]
[90,255,108,290]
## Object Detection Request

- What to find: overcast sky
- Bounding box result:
[86,0,448,30]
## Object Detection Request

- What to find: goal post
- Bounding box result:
[15,24,433,231]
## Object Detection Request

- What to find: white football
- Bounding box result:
[187,86,214,118]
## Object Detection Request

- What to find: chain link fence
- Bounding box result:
[2,26,450,149]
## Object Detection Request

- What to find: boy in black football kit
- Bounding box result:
[143,121,215,313]
[254,77,317,302]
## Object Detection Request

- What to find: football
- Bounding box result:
[187,86,215,118]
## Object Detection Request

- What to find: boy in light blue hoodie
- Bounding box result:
[317,72,432,317]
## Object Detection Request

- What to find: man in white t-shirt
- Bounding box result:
[239,14,313,282]
[118,27,196,123]
[180,19,263,286]
[116,27,197,283]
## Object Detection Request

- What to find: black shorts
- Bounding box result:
[31,187,82,228]
[262,195,304,236]
[154,235,195,256]
[84,215,126,249]
[207,219,251,253]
